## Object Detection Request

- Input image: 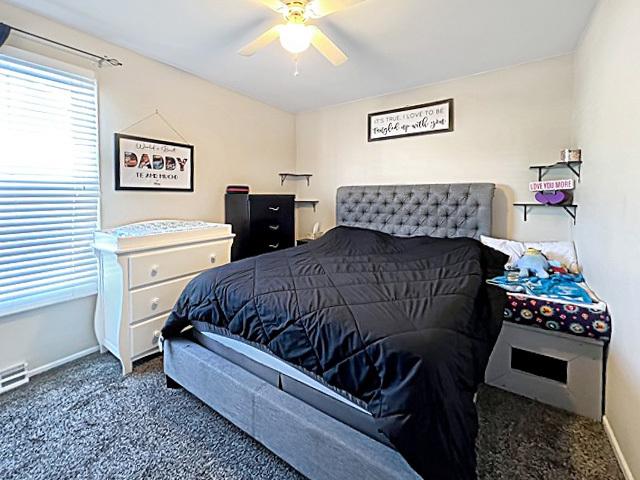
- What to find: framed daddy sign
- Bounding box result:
[114,134,194,192]
[368,98,454,142]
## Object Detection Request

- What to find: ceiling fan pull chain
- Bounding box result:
[293,55,300,77]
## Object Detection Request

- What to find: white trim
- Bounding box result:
[0,288,97,319]
[28,345,100,378]
[603,415,635,480]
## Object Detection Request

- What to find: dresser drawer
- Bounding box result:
[253,238,292,255]
[254,221,286,235]
[129,274,196,324]
[131,314,168,359]
[128,240,231,288]
[250,195,294,221]
[249,196,294,258]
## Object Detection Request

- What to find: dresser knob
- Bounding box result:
[210,254,216,263]
[153,330,161,340]
[268,206,280,212]
[268,242,280,249]
[150,297,160,310]
[268,224,280,231]
[150,265,159,276]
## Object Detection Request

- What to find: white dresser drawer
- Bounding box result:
[131,314,168,359]
[129,274,196,324]
[128,240,231,288]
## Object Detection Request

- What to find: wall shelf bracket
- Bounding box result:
[529,161,582,182]
[514,203,578,225]
[279,173,312,186]
[295,199,319,212]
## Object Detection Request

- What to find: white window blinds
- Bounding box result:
[0,51,100,317]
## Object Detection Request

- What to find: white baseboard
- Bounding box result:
[603,415,636,480]
[28,345,100,378]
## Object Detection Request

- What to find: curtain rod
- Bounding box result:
[0,22,123,67]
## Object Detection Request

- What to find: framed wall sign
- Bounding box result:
[114,133,194,192]
[368,98,454,142]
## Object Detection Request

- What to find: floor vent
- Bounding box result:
[0,363,29,394]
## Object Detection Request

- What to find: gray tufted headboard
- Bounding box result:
[336,183,494,240]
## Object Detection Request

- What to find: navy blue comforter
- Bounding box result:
[163,226,505,479]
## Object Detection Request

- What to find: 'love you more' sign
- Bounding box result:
[368,99,454,142]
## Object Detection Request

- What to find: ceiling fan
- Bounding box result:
[239,0,366,67]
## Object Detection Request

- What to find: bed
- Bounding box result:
[162,183,505,480]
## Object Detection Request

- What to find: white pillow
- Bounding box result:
[480,236,525,268]
[525,241,580,274]
[480,236,580,273]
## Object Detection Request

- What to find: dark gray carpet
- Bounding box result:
[0,354,623,480]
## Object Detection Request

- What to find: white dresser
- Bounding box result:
[93,220,234,375]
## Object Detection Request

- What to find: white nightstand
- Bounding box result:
[486,321,605,420]
[93,220,234,375]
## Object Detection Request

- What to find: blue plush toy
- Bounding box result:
[515,247,550,279]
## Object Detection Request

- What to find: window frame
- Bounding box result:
[0,47,101,318]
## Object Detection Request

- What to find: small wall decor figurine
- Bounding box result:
[561,149,582,163]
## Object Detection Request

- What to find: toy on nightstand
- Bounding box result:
[548,260,569,274]
[515,247,550,278]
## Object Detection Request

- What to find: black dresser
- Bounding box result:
[225,194,295,260]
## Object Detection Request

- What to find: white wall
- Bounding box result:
[2,7,638,478]
[295,55,575,241]
[572,0,640,477]
[0,2,296,374]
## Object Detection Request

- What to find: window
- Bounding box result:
[0,49,99,317]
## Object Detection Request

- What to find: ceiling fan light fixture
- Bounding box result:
[279,23,313,54]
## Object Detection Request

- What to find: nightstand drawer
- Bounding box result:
[131,314,167,359]
[129,274,196,324]
[128,240,230,288]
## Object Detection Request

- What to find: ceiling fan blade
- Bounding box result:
[308,0,366,18]
[238,25,282,56]
[309,26,347,66]
[257,0,288,13]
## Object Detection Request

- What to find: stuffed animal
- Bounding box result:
[548,260,569,274]
[515,248,550,278]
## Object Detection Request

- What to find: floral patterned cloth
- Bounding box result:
[504,293,611,342]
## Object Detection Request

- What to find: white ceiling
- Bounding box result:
[5,0,597,112]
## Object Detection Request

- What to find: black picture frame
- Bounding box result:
[114,133,194,192]
[368,98,454,142]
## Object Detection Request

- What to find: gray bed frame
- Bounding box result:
[164,183,495,480]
